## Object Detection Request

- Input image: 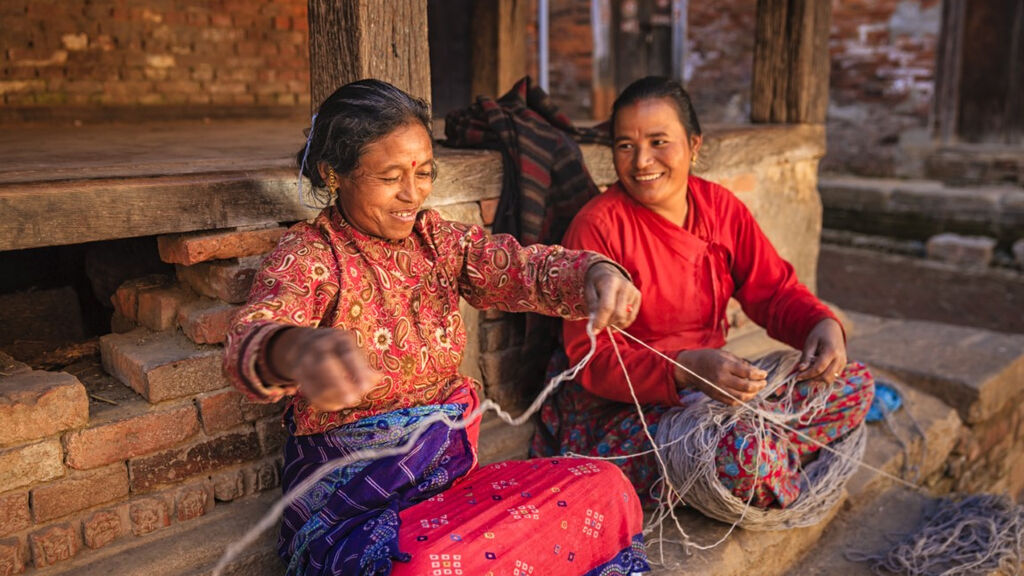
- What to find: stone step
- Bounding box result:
[785,486,936,576]
[841,373,962,506]
[818,175,1024,244]
[38,491,282,576]
[845,312,1024,425]
[819,243,1024,334]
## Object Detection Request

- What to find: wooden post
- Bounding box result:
[307,0,431,111]
[470,0,530,98]
[591,0,615,119]
[750,0,831,124]
[932,0,966,144]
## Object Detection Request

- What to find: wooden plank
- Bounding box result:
[591,0,616,119]
[0,147,502,252]
[470,0,530,98]
[931,0,966,144]
[307,0,431,110]
[750,0,831,124]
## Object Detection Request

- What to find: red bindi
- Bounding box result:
[411,160,416,167]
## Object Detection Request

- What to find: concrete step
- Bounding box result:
[845,312,1024,425]
[818,175,1024,244]
[38,491,282,576]
[819,243,1024,334]
[786,486,936,576]
[842,372,962,506]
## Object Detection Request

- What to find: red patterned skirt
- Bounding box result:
[393,458,649,575]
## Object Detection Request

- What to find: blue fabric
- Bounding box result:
[279,403,474,576]
[866,380,902,422]
[582,533,651,576]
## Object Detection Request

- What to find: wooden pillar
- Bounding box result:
[469,0,530,98]
[307,0,431,111]
[591,0,615,119]
[750,0,831,124]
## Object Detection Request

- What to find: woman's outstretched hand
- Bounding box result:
[674,348,767,406]
[269,327,380,412]
[796,318,847,385]
[584,262,642,331]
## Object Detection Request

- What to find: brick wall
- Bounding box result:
[543,0,940,176]
[0,0,310,121]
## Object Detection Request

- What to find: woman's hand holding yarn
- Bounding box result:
[673,348,767,406]
[270,327,380,412]
[584,262,642,331]
[796,318,847,385]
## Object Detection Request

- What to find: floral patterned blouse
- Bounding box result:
[223,205,606,436]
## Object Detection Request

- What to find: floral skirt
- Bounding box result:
[532,359,875,509]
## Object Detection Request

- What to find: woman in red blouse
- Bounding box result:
[532,76,875,510]
[223,80,650,575]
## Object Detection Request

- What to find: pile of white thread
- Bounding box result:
[652,349,866,531]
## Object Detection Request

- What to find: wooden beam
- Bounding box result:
[470,0,530,98]
[932,0,966,143]
[591,0,615,119]
[750,0,831,124]
[306,0,431,110]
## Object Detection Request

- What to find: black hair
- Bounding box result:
[610,76,702,140]
[296,79,432,205]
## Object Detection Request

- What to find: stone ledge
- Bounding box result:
[845,312,1024,425]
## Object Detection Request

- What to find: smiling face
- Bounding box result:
[324,122,435,241]
[612,97,702,225]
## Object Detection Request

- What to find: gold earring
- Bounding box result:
[691,154,698,167]
[328,172,338,189]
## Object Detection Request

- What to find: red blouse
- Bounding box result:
[562,176,838,406]
[223,205,604,436]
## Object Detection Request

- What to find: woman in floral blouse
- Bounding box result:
[223,79,650,576]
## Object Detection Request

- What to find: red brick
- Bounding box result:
[175,484,211,522]
[28,523,79,568]
[196,389,245,434]
[128,497,170,536]
[81,509,122,550]
[157,227,285,266]
[0,493,29,538]
[129,431,261,493]
[136,283,196,331]
[256,416,287,456]
[212,469,245,502]
[0,370,88,448]
[31,463,129,522]
[479,346,524,407]
[111,275,171,323]
[64,404,200,470]
[240,396,286,422]
[100,328,228,403]
[175,256,260,304]
[479,198,499,226]
[177,298,240,345]
[0,440,64,493]
[110,311,137,333]
[250,459,280,493]
[0,538,24,575]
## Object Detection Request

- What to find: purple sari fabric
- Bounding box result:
[279,402,474,576]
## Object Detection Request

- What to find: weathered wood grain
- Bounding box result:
[750,0,831,124]
[307,0,430,109]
